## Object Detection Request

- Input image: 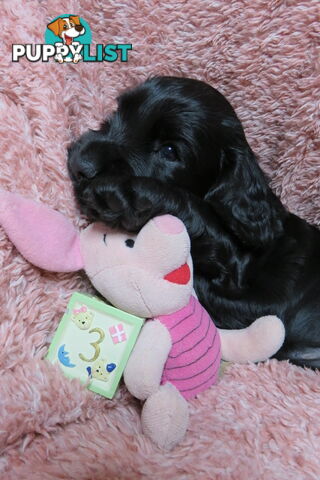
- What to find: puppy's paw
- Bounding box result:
[54,53,64,63]
[87,178,158,231]
[73,53,82,63]
[121,177,162,230]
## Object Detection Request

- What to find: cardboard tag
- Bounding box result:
[46,292,144,399]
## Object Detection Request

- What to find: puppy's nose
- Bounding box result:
[75,24,83,32]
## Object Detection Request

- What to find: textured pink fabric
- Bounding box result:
[0,0,319,478]
[157,296,221,399]
[0,191,84,272]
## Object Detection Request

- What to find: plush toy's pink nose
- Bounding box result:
[153,215,184,234]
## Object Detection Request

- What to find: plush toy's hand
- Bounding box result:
[219,315,285,363]
[124,320,172,400]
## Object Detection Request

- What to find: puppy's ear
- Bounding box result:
[69,16,81,25]
[205,141,284,248]
[47,18,63,37]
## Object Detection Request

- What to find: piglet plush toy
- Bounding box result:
[0,191,285,449]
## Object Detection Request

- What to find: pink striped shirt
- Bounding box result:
[155,295,221,400]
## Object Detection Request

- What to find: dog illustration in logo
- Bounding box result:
[47,15,85,63]
[87,360,116,382]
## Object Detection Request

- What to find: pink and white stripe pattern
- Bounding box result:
[156,296,221,400]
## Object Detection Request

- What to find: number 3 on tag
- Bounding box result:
[79,328,105,362]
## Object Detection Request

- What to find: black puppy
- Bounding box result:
[68,76,320,368]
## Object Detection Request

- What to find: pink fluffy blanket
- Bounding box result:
[0,0,319,478]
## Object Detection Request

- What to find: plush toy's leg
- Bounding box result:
[219,315,285,363]
[141,383,189,450]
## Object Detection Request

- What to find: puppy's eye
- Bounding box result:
[63,24,68,29]
[158,145,178,162]
[125,239,135,248]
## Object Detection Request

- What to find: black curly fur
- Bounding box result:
[68,76,320,368]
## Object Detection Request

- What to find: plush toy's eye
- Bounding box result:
[103,234,107,245]
[158,145,178,162]
[125,239,135,248]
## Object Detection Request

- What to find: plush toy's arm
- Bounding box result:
[124,320,172,400]
[219,315,285,363]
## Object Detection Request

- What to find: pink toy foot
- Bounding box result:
[141,383,189,450]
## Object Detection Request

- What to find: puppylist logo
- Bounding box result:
[12,14,132,64]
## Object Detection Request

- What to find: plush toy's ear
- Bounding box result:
[0,191,84,272]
